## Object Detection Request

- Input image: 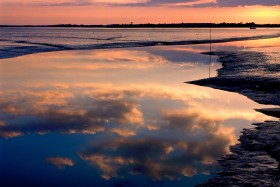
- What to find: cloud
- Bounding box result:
[93,0,149,4]
[216,0,280,7]
[80,110,237,180]
[130,0,279,7]
[46,157,75,169]
[98,0,217,7]
[93,0,212,6]
[1,0,149,6]
[153,0,217,7]
[2,0,279,7]
[107,0,280,7]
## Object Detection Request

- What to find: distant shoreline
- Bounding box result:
[1,23,280,28]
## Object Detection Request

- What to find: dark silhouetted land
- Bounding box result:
[1,22,280,28]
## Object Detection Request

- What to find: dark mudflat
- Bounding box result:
[188,49,280,186]
[197,121,280,187]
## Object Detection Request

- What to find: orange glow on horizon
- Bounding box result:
[0,4,279,25]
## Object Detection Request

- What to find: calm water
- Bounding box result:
[1,27,280,46]
[1,27,280,59]
[0,28,279,187]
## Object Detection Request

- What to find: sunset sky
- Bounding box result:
[0,0,279,25]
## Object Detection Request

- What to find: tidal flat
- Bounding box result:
[0,28,279,187]
[192,37,280,186]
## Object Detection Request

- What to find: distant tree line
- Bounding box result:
[1,22,280,28]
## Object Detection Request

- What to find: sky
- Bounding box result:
[0,0,279,25]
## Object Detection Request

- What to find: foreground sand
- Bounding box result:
[189,50,280,186]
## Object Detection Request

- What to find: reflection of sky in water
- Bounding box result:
[0,41,276,187]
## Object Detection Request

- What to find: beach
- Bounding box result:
[0,27,279,187]
[190,37,280,186]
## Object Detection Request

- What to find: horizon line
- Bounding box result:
[1,22,280,27]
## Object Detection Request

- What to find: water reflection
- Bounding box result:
[46,157,75,169]
[0,43,275,186]
[80,109,236,180]
[0,83,270,139]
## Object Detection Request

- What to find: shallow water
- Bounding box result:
[1,27,280,59]
[0,36,277,186]
[2,27,279,46]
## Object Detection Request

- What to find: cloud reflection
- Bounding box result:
[0,81,270,139]
[0,46,273,139]
[0,88,144,138]
[46,157,75,169]
[0,83,237,180]
[80,110,236,180]
[0,46,273,184]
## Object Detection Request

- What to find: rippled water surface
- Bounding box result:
[1,27,280,59]
[1,27,279,45]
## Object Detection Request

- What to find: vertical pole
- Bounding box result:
[209,22,212,78]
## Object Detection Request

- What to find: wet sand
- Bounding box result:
[189,45,280,186]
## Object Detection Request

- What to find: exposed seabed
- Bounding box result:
[189,50,280,186]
